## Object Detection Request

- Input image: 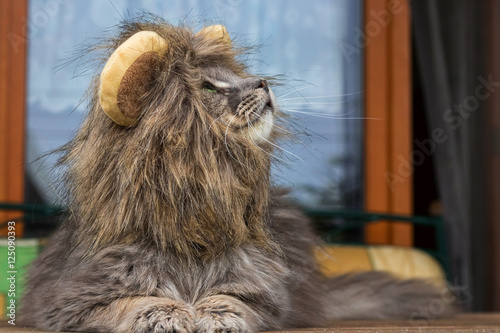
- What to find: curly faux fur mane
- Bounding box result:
[60,19,279,259]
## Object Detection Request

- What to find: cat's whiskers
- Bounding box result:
[245,113,305,165]
[224,114,251,169]
[282,107,380,120]
[280,101,349,106]
[208,114,225,131]
[276,85,315,99]
[286,106,358,117]
[244,113,287,163]
[279,91,363,101]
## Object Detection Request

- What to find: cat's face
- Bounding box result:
[200,66,276,143]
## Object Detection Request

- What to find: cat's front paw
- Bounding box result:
[195,295,259,333]
[133,300,195,333]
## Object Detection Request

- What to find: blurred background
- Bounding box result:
[1,0,499,313]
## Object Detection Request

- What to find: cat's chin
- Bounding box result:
[243,109,274,143]
[244,86,277,143]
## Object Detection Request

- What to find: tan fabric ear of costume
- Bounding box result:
[99,31,168,127]
[196,25,231,44]
[116,52,161,120]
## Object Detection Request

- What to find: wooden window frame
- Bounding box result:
[0,1,28,236]
[363,0,413,246]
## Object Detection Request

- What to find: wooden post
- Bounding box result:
[0,0,28,236]
[364,0,413,246]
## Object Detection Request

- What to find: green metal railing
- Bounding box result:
[0,202,64,218]
[0,202,65,229]
[0,203,451,279]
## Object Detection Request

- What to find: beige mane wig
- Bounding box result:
[61,19,276,260]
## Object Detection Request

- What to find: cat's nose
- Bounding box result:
[256,79,269,92]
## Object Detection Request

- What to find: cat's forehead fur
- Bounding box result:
[202,66,242,85]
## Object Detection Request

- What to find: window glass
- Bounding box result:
[27,0,363,210]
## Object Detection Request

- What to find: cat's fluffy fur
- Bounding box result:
[21,16,457,332]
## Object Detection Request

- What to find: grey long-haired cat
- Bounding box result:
[21,17,457,332]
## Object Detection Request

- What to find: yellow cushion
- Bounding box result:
[315,245,372,275]
[315,245,446,286]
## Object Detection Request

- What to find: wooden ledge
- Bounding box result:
[1,314,499,333]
